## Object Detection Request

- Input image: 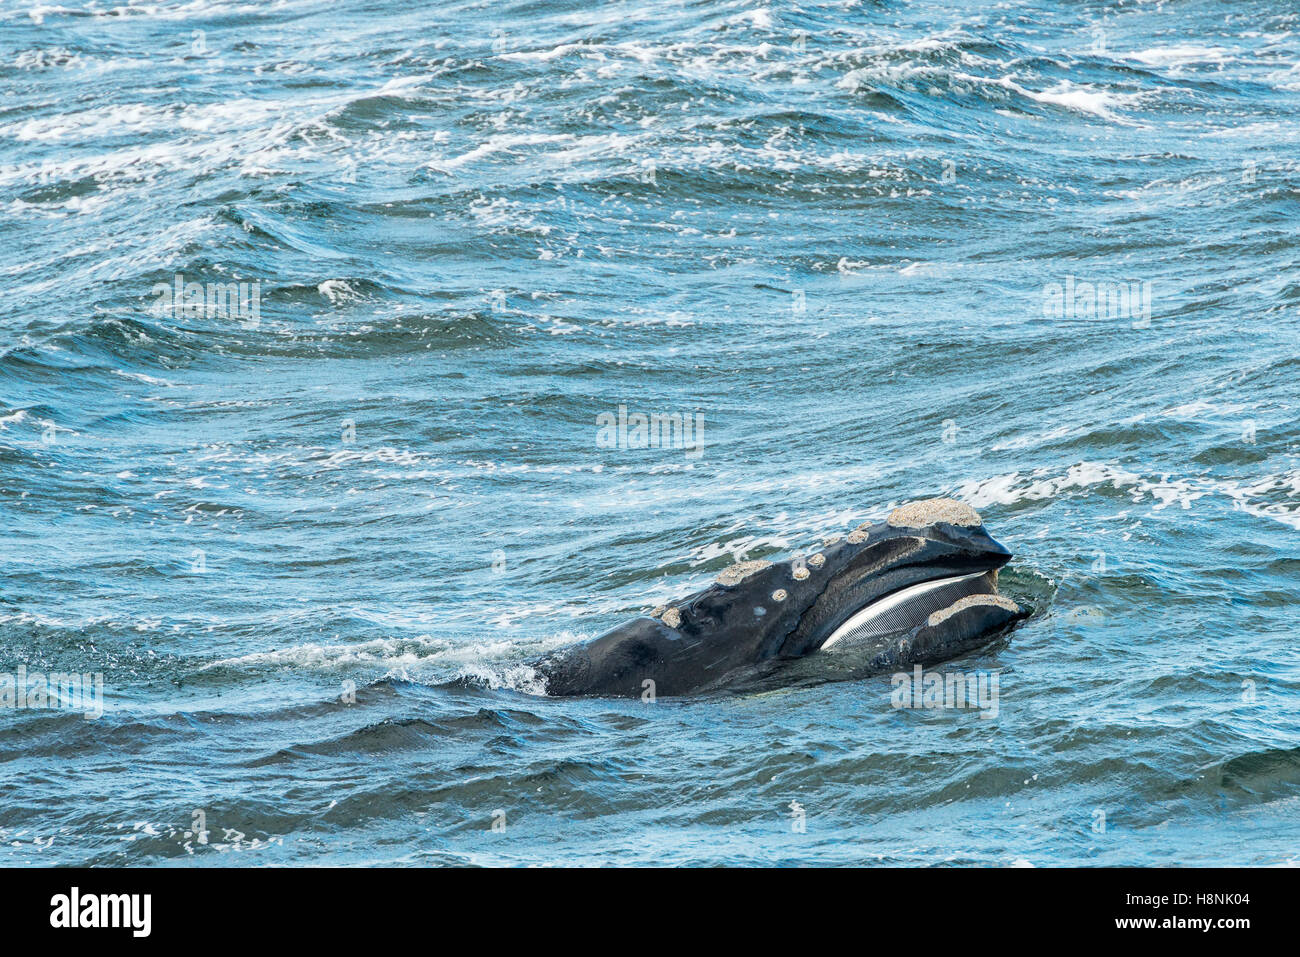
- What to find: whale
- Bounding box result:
[536,498,1027,697]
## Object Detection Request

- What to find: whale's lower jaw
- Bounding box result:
[819,571,997,652]
[813,574,1023,677]
[535,498,1028,698]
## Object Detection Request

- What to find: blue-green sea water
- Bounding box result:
[1,0,1298,866]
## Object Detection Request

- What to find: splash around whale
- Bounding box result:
[536,498,1028,697]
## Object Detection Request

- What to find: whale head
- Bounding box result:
[537,498,1026,697]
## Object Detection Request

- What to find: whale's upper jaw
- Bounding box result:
[536,498,1024,697]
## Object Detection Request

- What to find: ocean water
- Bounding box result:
[2,0,1298,867]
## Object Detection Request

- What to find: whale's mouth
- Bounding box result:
[819,570,996,651]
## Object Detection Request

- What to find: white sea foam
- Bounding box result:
[317,279,366,304]
[498,42,593,63]
[1126,46,1231,67]
[955,463,1300,529]
[990,424,1080,452]
[1158,400,1248,419]
[198,630,585,696]
[993,77,1137,120]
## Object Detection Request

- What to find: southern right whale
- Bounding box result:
[536,498,1027,697]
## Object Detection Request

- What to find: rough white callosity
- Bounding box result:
[716,559,773,586]
[927,593,1019,627]
[887,497,983,529]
